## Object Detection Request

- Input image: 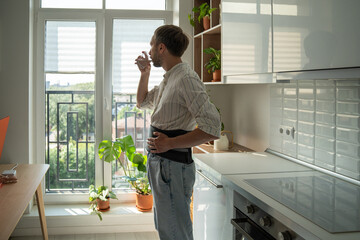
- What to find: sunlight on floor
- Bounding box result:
[10,232,160,240]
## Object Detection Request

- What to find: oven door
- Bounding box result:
[231,207,275,240]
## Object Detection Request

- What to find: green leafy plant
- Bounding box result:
[207,89,225,132]
[188,2,217,27]
[98,135,151,195]
[204,47,221,74]
[216,106,225,132]
[88,185,117,221]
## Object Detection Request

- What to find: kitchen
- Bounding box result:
[191,0,360,239]
[0,0,359,240]
[190,0,360,239]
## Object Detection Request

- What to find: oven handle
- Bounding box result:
[231,218,276,240]
[231,218,255,240]
[196,169,223,188]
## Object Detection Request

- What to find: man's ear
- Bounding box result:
[158,43,166,53]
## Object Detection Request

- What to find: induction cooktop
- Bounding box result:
[245,172,360,233]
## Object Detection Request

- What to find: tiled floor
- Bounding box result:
[10,232,160,240]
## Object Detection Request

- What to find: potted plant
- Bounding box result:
[98,135,152,212]
[204,47,221,82]
[88,185,118,221]
[188,2,217,30]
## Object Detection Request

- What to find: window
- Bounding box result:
[41,0,166,10]
[111,19,164,189]
[36,1,172,200]
[41,0,102,9]
[45,21,96,191]
[106,0,165,10]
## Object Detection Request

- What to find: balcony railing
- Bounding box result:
[46,90,95,192]
[45,90,150,192]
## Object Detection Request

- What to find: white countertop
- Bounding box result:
[193,152,360,240]
[193,152,311,175]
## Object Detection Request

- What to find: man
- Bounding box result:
[135,25,221,240]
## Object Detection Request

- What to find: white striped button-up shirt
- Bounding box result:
[139,62,221,138]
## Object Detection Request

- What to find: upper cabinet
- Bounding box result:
[193,0,360,84]
[273,0,360,72]
[222,0,272,77]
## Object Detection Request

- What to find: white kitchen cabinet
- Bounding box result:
[273,0,360,72]
[193,165,231,240]
[222,0,273,83]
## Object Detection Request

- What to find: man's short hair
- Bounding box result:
[154,25,189,57]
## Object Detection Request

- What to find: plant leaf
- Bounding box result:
[108,191,118,200]
[132,153,144,165]
[209,8,217,15]
[98,140,121,163]
[137,164,146,172]
[118,135,136,160]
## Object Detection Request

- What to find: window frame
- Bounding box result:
[34,0,173,203]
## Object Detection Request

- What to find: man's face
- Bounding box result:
[149,35,161,67]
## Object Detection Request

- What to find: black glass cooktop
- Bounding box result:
[245,173,360,233]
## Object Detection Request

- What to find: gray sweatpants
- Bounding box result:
[147,153,195,240]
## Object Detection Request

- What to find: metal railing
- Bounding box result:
[112,94,150,189]
[46,90,95,191]
[45,91,149,191]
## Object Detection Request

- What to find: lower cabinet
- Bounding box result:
[193,165,232,240]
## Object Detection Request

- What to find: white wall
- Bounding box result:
[0,0,32,164]
[270,80,360,180]
[173,0,193,66]
[207,84,270,152]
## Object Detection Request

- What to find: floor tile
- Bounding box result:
[55,235,75,240]
[115,232,136,240]
[95,233,116,240]
[75,234,96,240]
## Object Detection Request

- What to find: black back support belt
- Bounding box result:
[148,125,193,164]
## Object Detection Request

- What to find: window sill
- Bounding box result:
[44,191,137,204]
[12,203,155,237]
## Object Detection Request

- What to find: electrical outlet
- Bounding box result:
[279,125,296,140]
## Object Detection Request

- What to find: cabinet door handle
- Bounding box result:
[231,218,276,240]
[196,169,223,188]
[231,218,255,240]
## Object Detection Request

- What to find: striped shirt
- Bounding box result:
[139,62,221,138]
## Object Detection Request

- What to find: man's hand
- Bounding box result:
[135,51,151,73]
[147,132,173,153]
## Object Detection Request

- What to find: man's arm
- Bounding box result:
[136,71,150,108]
[147,128,219,153]
[135,52,151,108]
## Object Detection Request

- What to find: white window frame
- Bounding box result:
[34,0,173,203]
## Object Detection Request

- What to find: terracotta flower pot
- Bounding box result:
[212,69,221,82]
[203,16,210,30]
[96,199,110,211]
[136,193,153,212]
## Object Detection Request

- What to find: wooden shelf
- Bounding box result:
[204,81,223,85]
[194,24,221,38]
[192,0,222,83]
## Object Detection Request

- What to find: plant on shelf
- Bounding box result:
[204,47,221,82]
[98,135,152,212]
[188,2,217,30]
[88,185,118,221]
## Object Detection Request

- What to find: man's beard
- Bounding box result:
[152,59,161,67]
[151,51,161,67]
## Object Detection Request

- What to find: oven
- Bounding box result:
[231,190,305,240]
[232,206,275,240]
